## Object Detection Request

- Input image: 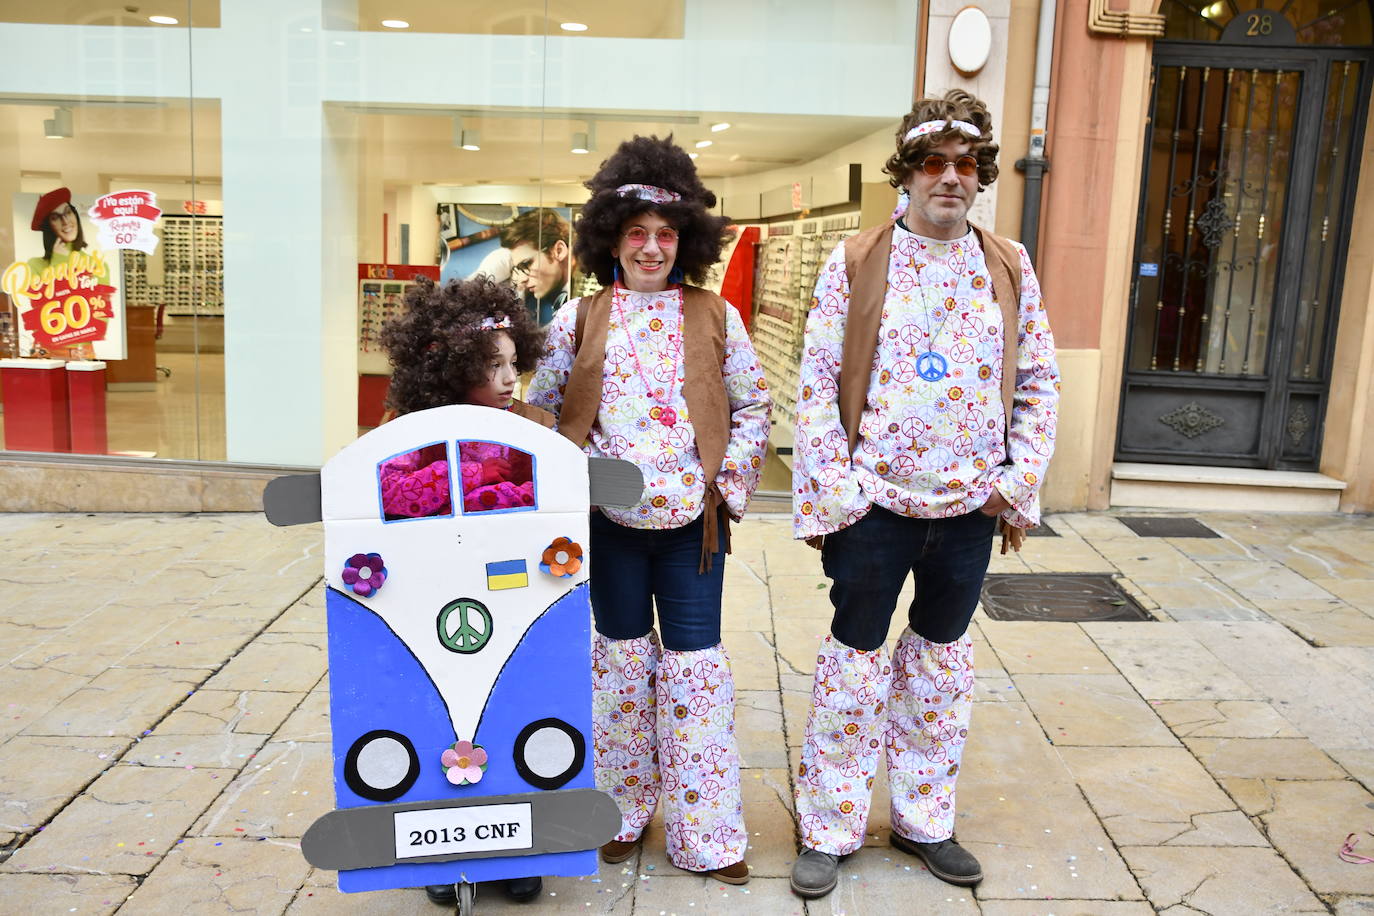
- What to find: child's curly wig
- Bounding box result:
[379,275,544,415]
[574,135,734,286]
[885,89,1000,191]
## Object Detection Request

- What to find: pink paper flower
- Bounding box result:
[341,553,386,597]
[441,739,488,785]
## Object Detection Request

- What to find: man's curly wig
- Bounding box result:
[379,275,544,415]
[574,135,734,286]
[885,89,1000,191]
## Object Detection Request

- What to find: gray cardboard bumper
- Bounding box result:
[300,787,620,870]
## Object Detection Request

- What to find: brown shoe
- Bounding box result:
[600,838,641,864]
[706,861,750,886]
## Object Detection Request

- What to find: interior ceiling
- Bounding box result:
[0,1,683,37]
[0,98,892,186]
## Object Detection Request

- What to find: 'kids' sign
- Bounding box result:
[88,190,162,255]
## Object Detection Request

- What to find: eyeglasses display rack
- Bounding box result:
[122,215,225,318]
[746,212,860,462]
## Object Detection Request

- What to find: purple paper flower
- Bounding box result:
[342,553,386,597]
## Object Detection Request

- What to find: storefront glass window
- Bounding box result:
[1,1,918,483]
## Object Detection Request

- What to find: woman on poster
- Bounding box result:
[526,135,771,884]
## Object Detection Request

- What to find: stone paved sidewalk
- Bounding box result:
[2,510,1374,915]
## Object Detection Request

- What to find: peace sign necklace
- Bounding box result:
[613,285,683,412]
[908,243,954,382]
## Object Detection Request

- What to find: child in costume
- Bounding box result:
[376,274,552,904]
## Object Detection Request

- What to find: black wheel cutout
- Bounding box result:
[344,729,420,802]
[512,717,585,790]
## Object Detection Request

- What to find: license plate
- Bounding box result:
[393,803,533,859]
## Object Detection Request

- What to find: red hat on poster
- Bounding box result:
[31,187,73,231]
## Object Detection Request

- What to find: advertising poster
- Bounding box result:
[1,187,148,360]
[437,204,575,328]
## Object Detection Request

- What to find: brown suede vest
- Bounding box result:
[508,398,556,429]
[839,220,1027,551]
[558,284,731,571]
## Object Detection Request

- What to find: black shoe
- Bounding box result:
[424,883,456,905]
[503,875,543,902]
[889,832,983,886]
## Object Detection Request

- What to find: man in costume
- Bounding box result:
[788,89,1059,899]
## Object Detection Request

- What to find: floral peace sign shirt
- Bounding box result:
[527,286,771,530]
[792,226,1059,539]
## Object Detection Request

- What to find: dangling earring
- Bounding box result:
[668,266,684,285]
[613,263,622,285]
[891,189,911,222]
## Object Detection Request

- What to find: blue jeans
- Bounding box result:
[822,505,997,650]
[589,511,727,652]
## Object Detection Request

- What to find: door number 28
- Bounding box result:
[1246,12,1274,35]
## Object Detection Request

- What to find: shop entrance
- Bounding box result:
[1117,4,1372,469]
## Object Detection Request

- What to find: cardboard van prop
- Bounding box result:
[264,405,642,905]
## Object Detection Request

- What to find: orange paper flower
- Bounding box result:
[540,536,583,578]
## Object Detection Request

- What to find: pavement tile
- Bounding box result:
[0,664,91,742]
[0,735,129,839]
[1,763,234,876]
[958,703,1143,901]
[193,741,335,838]
[120,614,269,669]
[1183,737,1347,779]
[735,691,788,770]
[1130,580,1265,621]
[272,688,329,745]
[1254,537,1374,581]
[1334,898,1374,916]
[122,835,312,915]
[20,665,211,738]
[123,732,267,769]
[202,633,328,694]
[266,585,328,634]
[1258,599,1374,647]
[779,672,811,747]
[1153,700,1302,739]
[979,904,1157,916]
[721,631,780,691]
[153,688,307,737]
[631,875,801,914]
[1053,514,1138,540]
[1120,845,1328,914]
[721,583,773,631]
[1014,674,1178,746]
[1248,671,1374,753]
[1311,577,1374,613]
[0,873,138,915]
[1058,746,1265,847]
[980,621,1116,675]
[1329,748,1374,794]
[1255,779,1374,895]
[1087,630,1258,700]
[1196,559,1338,601]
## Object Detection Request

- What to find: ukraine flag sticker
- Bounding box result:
[485,558,529,591]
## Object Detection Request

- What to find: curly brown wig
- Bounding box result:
[885,89,1000,191]
[574,135,734,286]
[380,275,544,415]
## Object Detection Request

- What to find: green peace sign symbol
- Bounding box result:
[436,598,493,654]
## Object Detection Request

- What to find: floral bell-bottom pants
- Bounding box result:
[591,631,746,871]
[794,628,975,854]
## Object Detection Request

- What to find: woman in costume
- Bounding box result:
[526,135,771,884]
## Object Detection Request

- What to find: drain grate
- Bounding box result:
[1117,516,1220,538]
[1025,520,1059,538]
[980,574,1154,622]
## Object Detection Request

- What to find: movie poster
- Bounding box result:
[437,204,575,328]
[1,187,147,360]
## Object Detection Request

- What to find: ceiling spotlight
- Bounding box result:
[560,22,588,31]
[44,108,73,140]
[710,122,731,132]
[148,15,179,24]
[695,140,713,149]
[453,117,480,151]
[381,19,410,29]
[570,121,596,155]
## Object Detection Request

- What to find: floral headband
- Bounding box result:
[478,315,512,331]
[614,183,681,204]
[903,119,982,143]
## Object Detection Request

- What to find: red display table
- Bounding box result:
[0,358,70,453]
[66,361,109,454]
